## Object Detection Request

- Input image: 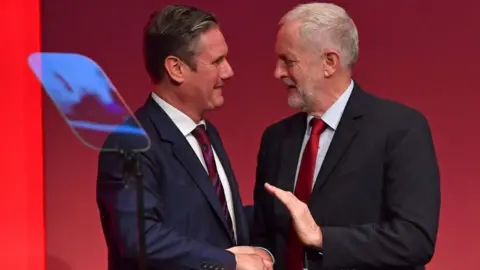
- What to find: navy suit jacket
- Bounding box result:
[96,96,250,270]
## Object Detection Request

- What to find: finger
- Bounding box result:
[264,182,287,194]
[226,247,240,254]
[264,182,280,194]
[255,250,272,261]
[265,183,297,210]
[264,183,290,201]
[227,246,255,254]
[263,259,274,270]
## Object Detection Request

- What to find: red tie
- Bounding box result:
[286,118,325,270]
[191,125,235,240]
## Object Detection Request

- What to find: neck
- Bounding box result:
[308,76,351,117]
[153,83,203,123]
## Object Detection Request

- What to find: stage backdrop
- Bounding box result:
[42,0,479,269]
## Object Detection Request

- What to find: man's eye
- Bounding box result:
[285,59,296,67]
[212,57,225,65]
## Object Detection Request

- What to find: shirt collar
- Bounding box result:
[307,79,354,131]
[151,92,206,136]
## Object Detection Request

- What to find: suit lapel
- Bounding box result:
[311,84,366,196]
[145,98,234,244]
[206,123,248,245]
[275,113,308,229]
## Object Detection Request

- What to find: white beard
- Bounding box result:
[287,87,314,111]
[287,89,303,109]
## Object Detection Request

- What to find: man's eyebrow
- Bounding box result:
[278,53,296,61]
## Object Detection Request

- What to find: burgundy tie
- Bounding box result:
[286,118,326,270]
[191,125,234,239]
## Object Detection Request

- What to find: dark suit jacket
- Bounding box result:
[252,83,440,270]
[96,96,249,270]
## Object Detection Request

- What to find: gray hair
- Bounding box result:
[143,5,218,83]
[280,3,359,69]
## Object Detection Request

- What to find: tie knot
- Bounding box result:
[310,118,326,135]
[191,124,210,144]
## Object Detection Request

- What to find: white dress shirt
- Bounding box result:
[151,93,237,241]
[293,80,354,258]
[293,80,354,190]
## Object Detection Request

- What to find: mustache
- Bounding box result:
[282,77,296,87]
[214,81,224,88]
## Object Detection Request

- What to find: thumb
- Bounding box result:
[263,259,274,270]
[264,182,277,194]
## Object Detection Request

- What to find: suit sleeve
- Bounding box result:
[96,149,236,270]
[320,112,441,269]
[250,129,275,255]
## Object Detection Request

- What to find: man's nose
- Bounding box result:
[274,60,286,79]
[221,59,234,79]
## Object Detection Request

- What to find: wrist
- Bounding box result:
[310,224,323,248]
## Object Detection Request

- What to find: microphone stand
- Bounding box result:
[120,149,147,270]
[26,51,151,270]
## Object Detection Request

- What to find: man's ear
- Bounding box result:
[323,50,341,78]
[164,56,186,84]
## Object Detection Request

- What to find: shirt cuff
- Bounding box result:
[255,246,275,264]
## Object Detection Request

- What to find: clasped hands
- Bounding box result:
[227,246,273,270]
[228,182,322,270]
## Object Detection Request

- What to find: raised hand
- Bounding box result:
[264,183,323,248]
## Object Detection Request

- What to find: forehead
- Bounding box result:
[275,21,302,56]
[195,27,228,59]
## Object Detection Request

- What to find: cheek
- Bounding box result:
[287,67,303,85]
[203,69,220,84]
[213,69,222,82]
[291,63,316,85]
[200,71,221,98]
[194,70,215,88]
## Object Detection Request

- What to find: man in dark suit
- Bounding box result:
[96,5,272,270]
[252,2,440,270]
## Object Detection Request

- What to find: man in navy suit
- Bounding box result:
[96,5,272,270]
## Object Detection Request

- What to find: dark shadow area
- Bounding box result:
[243,204,254,232]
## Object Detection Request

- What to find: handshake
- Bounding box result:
[227,246,274,270]
[224,183,322,270]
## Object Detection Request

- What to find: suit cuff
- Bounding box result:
[255,247,275,264]
[308,246,323,256]
[305,245,324,265]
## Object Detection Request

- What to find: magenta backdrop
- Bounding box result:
[42,1,480,269]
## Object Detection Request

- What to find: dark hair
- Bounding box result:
[143,5,218,84]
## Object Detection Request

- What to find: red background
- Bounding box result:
[37,0,480,270]
[1,0,43,269]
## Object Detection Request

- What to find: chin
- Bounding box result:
[215,100,225,108]
[211,96,225,108]
[287,93,303,109]
[206,88,224,109]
